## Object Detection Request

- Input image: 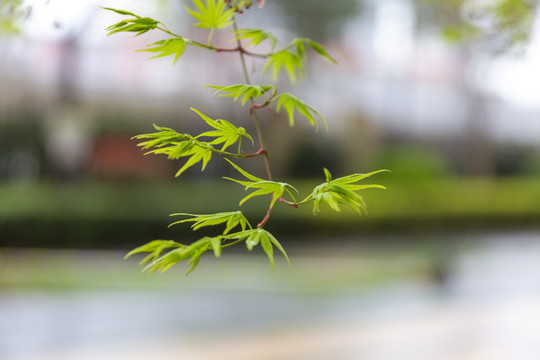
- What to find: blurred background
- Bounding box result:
[2,0,540,359]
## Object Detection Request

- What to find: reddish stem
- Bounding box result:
[215,46,268,59]
[241,148,267,158]
[278,197,298,208]
[257,204,273,228]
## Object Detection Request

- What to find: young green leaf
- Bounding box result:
[260,233,274,268]
[306,39,337,64]
[210,237,222,258]
[223,159,297,207]
[124,240,183,265]
[185,0,235,29]
[262,38,337,82]
[206,84,275,106]
[225,228,290,269]
[169,211,251,234]
[132,124,186,150]
[142,138,212,176]
[137,38,188,65]
[266,231,291,267]
[262,48,304,82]
[105,11,159,36]
[192,108,253,151]
[101,7,139,18]
[143,236,214,274]
[272,92,327,131]
[232,28,278,50]
[310,168,388,215]
[134,119,252,176]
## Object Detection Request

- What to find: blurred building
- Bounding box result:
[1,0,540,180]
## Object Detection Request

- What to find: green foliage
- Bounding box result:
[224,159,297,207]
[137,132,214,177]
[207,84,275,106]
[263,47,304,82]
[303,38,337,64]
[133,109,253,176]
[132,124,185,150]
[124,240,183,266]
[192,108,253,151]
[103,8,159,36]
[372,146,452,180]
[441,23,480,44]
[309,168,388,215]
[262,38,336,82]
[185,0,235,30]
[137,38,188,65]
[140,236,215,274]
[231,228,290,268]
[423,0,537,49]
[272,92,327,131]
[232,28,278,50]
[169,211,251,234]
[0,0,27,34]
[103,1,387,275]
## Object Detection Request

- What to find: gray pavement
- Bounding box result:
[2,232,540,359]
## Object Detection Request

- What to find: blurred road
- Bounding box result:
[2,232,540,360]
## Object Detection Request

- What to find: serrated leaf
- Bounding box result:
[224,159,297,207]
[232,28,278,50]
[185,0,235,29]
[124,240,183,264]
[226,228,288,269]
[169,211,251,234]
[142,237,213,274]
[105,16,159,36]
[310,168,388,215]
[245,231,260,251]
[272,92,327,131]
[175,145,213,176]
[267,231,291,267]
[133,126,186,150]
[262,49,304,82]
[186,247,206,274]
[307,39,337,64]
[206,84,274,106]
[135,122,252,176]
[137,38,187,65]
[192,108,253,151]
[262,38,336,82]
[210,237,222,257]
[260,231,274,269]
[223,158,263,182]
[323,167,332,182]
[101,7,140,18]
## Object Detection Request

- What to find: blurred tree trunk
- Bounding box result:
[463,84,495,176]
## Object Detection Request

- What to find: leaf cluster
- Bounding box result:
[133,109,253,176]
[273,92,327,131]
[193,108,253,151]
[103,8,159,36]
[309,168,388,215]
[232,28,278,50]
[207,84,275,106]
[263,38,337,82]
[224,159,297,207]
[186,0,235,30]
[138,38,189,65]
[169,211,250,235]
[126,212,289,274]
[232,228,290,269]
[103,2,388,275]
[207,85,326,131]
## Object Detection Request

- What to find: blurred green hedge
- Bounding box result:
[1,177,540,248]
